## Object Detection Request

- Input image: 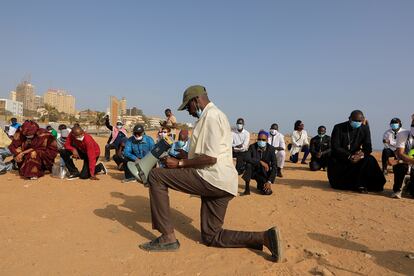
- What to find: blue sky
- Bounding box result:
[0,0,413,149]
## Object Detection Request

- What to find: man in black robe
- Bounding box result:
[328,110,386,193]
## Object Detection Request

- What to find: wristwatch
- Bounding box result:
[178,159,184,168]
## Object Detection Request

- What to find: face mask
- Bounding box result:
[160,132,167,138]
[237,124,244,131]
[318,133,326,138]
[350,121,362,129]
[269,129,277,136]
[134,135,143,141]
[257,141,267,148]
[25,135,34,139]
[196,108,203,118]
[390,123,399,131]
[176,140,185,148]
[116,125,123,129]
[76,136,84,141]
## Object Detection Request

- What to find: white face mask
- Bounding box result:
[134,135,143,141]
[236,124,244,131]
[25,135,34,139]
[269,129,277,136]
[116,125,123,129]
[76,136,84,141]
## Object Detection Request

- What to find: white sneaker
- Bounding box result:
[121,178,136,183]
[391,191,402,199]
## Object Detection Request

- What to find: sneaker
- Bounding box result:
[67,173,80,180]
[122,178,136,183]
[101,163,108,175]
[391,191,402,199]
[29,177,38,180]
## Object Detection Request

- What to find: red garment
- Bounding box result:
[64,132,100,176]
[9,128,58,178]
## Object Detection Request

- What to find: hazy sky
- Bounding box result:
[0,0,413,149]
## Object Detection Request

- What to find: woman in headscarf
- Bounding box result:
[9,120,58,179]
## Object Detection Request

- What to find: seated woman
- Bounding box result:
[242,130,277,196]
[9,120,58,180]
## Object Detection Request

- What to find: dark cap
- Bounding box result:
[178,85,207,111]
[133,124,144,134]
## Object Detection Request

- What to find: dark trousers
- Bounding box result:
[242,163,271,191]
[232,151,247,175]
[290,145,310,163]
[393,163,414,195]
[123,157,135,179]
[59,149,103,179]
[309,156,329,171]
[148,168,263,249]
[105,143,117,161]
[382,148,396,171]
[113,154,126,170]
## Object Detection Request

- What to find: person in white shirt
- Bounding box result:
[289,120,310,164]
[382,118,404,175]
[140,85,282,262]
[232,118,250,175]
[389,114,414,199]
[268,123,285,177]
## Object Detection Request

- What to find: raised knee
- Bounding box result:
[201,233,214,246]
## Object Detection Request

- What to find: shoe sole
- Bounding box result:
[269,227,283,262]
[67,177,79,181]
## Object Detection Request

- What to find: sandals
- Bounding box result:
[267,227,282,262]
[139,237,180,252]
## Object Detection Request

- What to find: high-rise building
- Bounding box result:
[120,97,127,116]
[15,81,35,112]
[43,89,76,115]
[0,99,24,117]
[109,96,121,126]
[9,91,16,101]
[34,95,44,109]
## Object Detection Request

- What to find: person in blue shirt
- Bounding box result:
[168,129,190,159]
[8,118,21,138]
[122,124,155,183]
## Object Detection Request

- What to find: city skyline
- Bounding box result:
[1,1,413,149]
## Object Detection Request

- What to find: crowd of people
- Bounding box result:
[231,111,414,198]
[0,85,413,262]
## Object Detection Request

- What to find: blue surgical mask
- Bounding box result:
[237,124,243,130]
[176,140,185,148]
[350,121,362,129]
[390,123,400,131]
[257,141,267,148]
[196,108,203,118]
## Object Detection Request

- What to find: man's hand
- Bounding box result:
[235,144,243,149]
[388,159,399,166]
[316,152,322,158]
[260,160,269,172]
[384,139,390,144]
[165,157,180,169]
[90,176,99,180]
[350,151,364,163]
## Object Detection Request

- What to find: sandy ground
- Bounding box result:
[1,134,413,276]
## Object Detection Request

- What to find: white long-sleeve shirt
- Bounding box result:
[268,131,285,152]
[232,128,250,152]
[383,128,404,151]
[290,130,309,155]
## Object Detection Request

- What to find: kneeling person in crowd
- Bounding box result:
[382,118,404,175]
[242,130,277,196]
[61,126,107,180]
[309,126,331,171]
[390,114,414,199]
[122,124,155,183]
[328,110,386,193]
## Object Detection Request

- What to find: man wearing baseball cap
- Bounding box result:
[140,85,282,262]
